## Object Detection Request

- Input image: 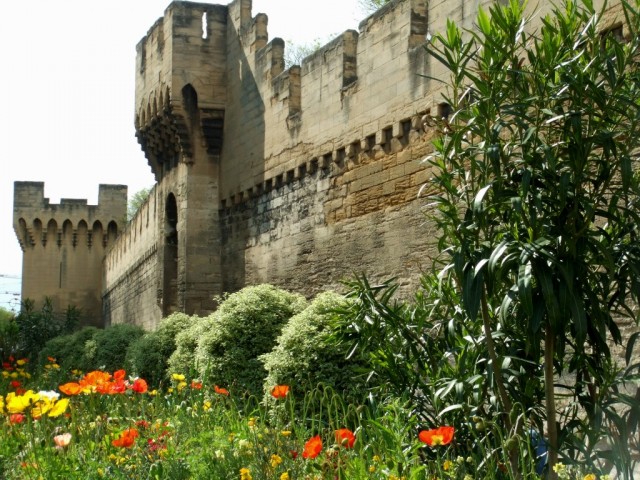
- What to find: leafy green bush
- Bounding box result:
[90,324,145,372]
[167,315,215,377]
[260,292,371,409]
[195,285,307,397]
[0,308,18,362]
[38,327,100,371]
[126,312,194,386]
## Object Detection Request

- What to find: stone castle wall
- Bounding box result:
[98,0,631,331]
[13,182,126,326]
[102,187,161,330]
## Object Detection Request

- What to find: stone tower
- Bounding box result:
[13,182,127,326]
[134,1,226,316]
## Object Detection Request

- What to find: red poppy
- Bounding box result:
[214,385,230,396]
[10,380,21,389]
[271,385,290,399]
[9,413,25,424]
[112,428,139,448]
[418,426,455,446]
[113,369,126,381]
[131,378,148,394]
[335,428,356,448]
[190,381,203,390]
[302,435,323,459]
[135,419,150,429]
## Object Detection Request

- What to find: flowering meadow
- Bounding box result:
[0,356,608,480]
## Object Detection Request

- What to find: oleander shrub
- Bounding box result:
[260,291,372,410]
[126,312,195,387]
[195,284,307,397]
[90,324,145,372]
[38,326,100,371]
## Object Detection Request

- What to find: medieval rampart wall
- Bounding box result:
[102,186,160,330]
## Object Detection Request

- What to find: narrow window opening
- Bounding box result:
[202,12,208,39]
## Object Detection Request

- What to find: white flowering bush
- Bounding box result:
[195,284,306,397]
[260,292,371,409]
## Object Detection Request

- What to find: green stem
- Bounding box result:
[480,289,522,479]
[545,325,559,479]
[480,289,513,421]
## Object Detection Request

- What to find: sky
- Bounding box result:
[0,0,369,311]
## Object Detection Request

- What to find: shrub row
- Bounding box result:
[38,284,373,407]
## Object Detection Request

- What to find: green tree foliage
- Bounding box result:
[127,186,152,221]
[126,312,194,387]
[195,285,307,397]
[15,299,79,363]
[423,0,640,476]
[284,36,337,68]
[358,0,392,15]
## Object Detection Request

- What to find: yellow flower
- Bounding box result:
[239,467,252,480]
[171,373,185,382]
[443,460,453,471]
[280,430,291,437]
[48,398,70,417]
[583,475,596,480]
[369,465,376,473]
[248,417,256,427]
[149,389,158,396]
[16,359,27,366]
[553,463,566,474]
[270,454,283,468]
[203,400,212,411]
[177,381,187,390]
[280,473,290,480]
[6,390,40,414]
[373,455,381,463]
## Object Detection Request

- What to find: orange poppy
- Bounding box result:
[190,381,203,390]
[214,385,230,396]
[302,435,323,459]
[271,385,290,399]
[112,428,139,448]
[335,428,356,448]
[418,426,455,446]
[59,382,83,396]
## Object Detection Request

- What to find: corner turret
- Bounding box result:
[13,182,127,326]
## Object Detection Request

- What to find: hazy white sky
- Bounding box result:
[0,0,368,310]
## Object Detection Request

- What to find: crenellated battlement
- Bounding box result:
[220,0,434,205]
[13,182,127,251]
[13,182,127,326]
